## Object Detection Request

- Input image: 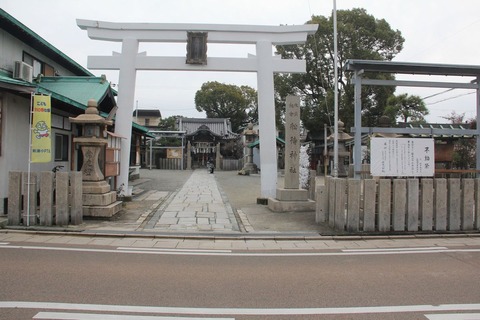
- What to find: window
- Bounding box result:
[23,52,55,77]
[144,118,150,126]
[55,133,69,161]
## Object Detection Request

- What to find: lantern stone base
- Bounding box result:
[82,180,122,218]
[267,188,315,212]
[83,201,123,218]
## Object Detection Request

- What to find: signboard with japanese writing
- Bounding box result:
[370,137,434,177]
[167,148,182,159]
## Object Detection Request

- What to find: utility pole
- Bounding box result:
[333,0,339,178]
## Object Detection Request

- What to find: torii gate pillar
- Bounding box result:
[77,20,318,198]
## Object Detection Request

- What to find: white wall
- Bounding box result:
[0,29,77,77]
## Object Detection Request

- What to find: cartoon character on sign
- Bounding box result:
[33,121,50,139]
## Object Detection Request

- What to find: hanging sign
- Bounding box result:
[370,137,434,177]
[31,94,52,163]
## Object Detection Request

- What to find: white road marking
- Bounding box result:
[342,247,448,252]
[33,311,234,320]
[425,313,480,320]
[116,247,232,253]
[2,301,480,316]
[0,243,479,257]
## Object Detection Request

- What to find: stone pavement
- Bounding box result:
[142,169,239,232]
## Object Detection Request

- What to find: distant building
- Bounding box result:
[132,109,161,128]
[176,118,239,168]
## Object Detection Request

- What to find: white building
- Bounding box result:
[0,9,148,214]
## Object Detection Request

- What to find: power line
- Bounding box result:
[426,91,475,105]
[422,88,455,100]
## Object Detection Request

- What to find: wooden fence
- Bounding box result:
[8,171,83,227]
[155,158,243,171]
[316,177,480,232]
[156,158,183,170]
[222,159,243,171]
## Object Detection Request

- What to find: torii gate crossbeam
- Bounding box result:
[77,20,317,198]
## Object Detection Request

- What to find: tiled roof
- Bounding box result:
[36,76,115,114]
[177,118,239,139]
[133,109,161,117]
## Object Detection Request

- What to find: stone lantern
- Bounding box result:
[239,122,258,175]
[328,120,353,177]
[69,99,122,217]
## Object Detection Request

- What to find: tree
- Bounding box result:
[156,115,183,146]
[275,8,404,134]
[158,115,180,131]
[384,93,429,124]
[194,81,257,131]
[442,111,476,169]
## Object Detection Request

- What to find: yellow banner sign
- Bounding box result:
[31,95,52,163]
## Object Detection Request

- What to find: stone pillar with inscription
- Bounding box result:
[70,99,122,217]
[268,96,315,212]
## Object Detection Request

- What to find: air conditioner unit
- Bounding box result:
[13,61,33,82]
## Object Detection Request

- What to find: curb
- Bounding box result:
[1,227,479,242]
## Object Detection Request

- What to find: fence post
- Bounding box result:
[461,179,474,230]
[328,177,336,228]
[407,179,419,232]
[448,178,461,231]
[8,171,22,225]
[315,185,326,223]
[363,179,376,232]
[70,172,83,225]
[334,178,346,231]
[346,179,361,232]
[39,171,54,226]
[22,172,37,226]
[378,179,391,232]
[392,179,406,231]
[435,179,447,231]
[476,179,480,230]
[309,170,316,200]
[55,172,69,226]
[420,179,434,231]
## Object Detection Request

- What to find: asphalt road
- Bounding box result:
[1,243,479,319]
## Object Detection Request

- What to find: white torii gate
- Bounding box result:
[77,20,318,198]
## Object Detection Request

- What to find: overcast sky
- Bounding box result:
[2,0,480,123]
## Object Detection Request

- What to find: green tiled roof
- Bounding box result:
[0,71,36,92]
[36,76,114,112]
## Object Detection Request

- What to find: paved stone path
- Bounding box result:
[145,169,240,232]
